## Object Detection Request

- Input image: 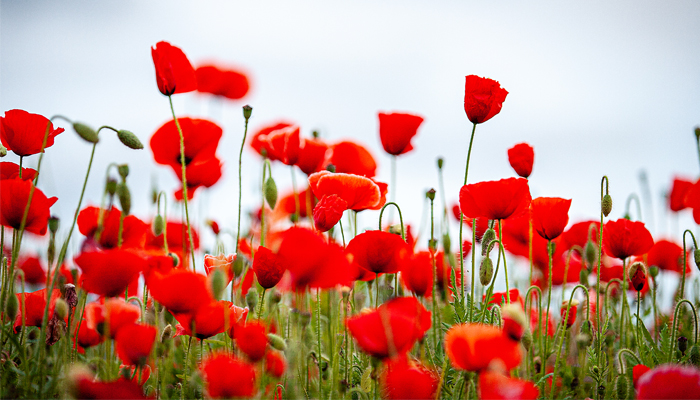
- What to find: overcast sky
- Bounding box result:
[2,1,699,269]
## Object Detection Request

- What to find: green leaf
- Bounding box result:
[361,365,372,393]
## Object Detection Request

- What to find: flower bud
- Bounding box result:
[312,130,319,139]
[117,130,144,150]
[601,194,612,217]
[267,333,287,351]
[521,329,533,351]
[584,240,597,266]
[481,228,496,256]
[243,105,253,120]
[649,265,659,278]
[49,216,60,233]
[246,289,258,311]
[579,268,589,286]
[161,324,173,342]
[210,269,226,300]
[615,375,628,400]
[426,189,436,201]
[442,234,451,253]
[300,311,312,327]
[264,177,278,209]
[436,157,444,170]
[326,164,336,173]
[689,344,700,366]
[270,290,282,305]
[5,292,18,321]
[479,257,493,286]
[54,298,69,320]
[117,182,131,215]
[168,252,180,268]
[233,252,246,278]
[678,336,688,355]
[628,261,647,292]
[73,122,99,144]
[117,164,129,179]
[694,249,700,270]
[0,144,7,157]
[695,126,700,141]
[106,178,118,196]
[153,215,164,236]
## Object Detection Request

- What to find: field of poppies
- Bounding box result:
[1,40,700,399]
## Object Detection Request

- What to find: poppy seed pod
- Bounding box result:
[437,157,444,169]
[116,182,131,215]
[694,249,700,270]
[210,269,226,300]
[5,291,18,320]
[649,265,659,278]
[264,177,278,209]
[117,130,144,150]
[479,257,493,286]
[521,329,532,350]
[426,189,436,201]
[72,122,99,144]
[615,375,628,400]
[49,216,60,233]
[245,289,258,311]
[584,240,597,266]
[243,105,252,120]
[106,178,117,196]
[601,194,612,216]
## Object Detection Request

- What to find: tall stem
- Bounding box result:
[499,221,511,303]
[459,123,477,307]
[291,166,300,223]
[235,111,250,253]
[544,239,554,359]
[680,230,697,300]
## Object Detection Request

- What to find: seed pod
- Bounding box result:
[73,122,99,144]
[326,164,336,173]
[521,329,533,351]
[437,157,444,169]
[479,257,493,286]
[168,252,180,268]
[153,214,164,236]
[49,216,60,233]
[267,333,287,351]
[615,375,628,400]
[54,298,69,320]
[117,182,131,215]
[117,130,144,150]
[242,105,253,120]
[678,336,688,355]
[117,164,129,179]
[106,178,118,196]
[264,177,278,209]
[649,265,659,278]
[601,194,612,217]
[426,189,436,201]
[481,228,496,256]
[5,292,18,320]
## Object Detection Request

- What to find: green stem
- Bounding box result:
[257,288,267,319]
[468,218,476,322]
[680,230,697,300]
[317,289,323,400]
[550,284,588,400]
[598,176,608,371]
[378,202,405,241]
[544,239,554,358]
[157,191,170,254]
[458,123,477,305]
[291,165,300,223]
[235,111,251,252]
[617,348,642,374]
[498,221,511,304]
[670,299,698,362]
[619,259,629,348]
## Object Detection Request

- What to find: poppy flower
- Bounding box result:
[75,250,146,298]
[478,370,538,400]
[296,137,329,175]
[151,41,197,96]
[560,220,600,250]
[75,318,104,349]
[0,109,64,156]
[312,194,347,232]
[0,178,57,235]
[346,230,410,275]
[324,141,377,177]
[401,252,435,297]
[645,239,690,274]
[250,122,293,156]
[463,75,508,124]
[173,155,223,200]
[560,301,578,328]
[633,364,651,387]
[273,187,316,221]
[309,171,386,212]
[381,358,438,400]
[16,255,46,285]
[115,323,156,366]
[378,112,424,156]
[507,143,534,178]
[259,125,301,165]
[459,178,531,221]
[444,323,521,371]
[265,350,286,378]
[77,206,148,249]
[529,308,555,337]
[87,298,142,338]
[13,288,61,333]
[669,177,693,212]
[485,288,523,307]
[683,179,700,224]
[629,263,647,292]
[252,247,285,289]
[70,374,150,400]
[636,364,700,399]
[346,296,431,359]
[173,300,239,339]
[146,269,214,314]
[146,220,200,268]
[603,219,654,260]
[234,321,268,362]
[537,248,585,287]
[531,197,571,241]
[195,65,250,100]
[0,161,37,181]
[223,301,250,338]
[200,353,257,399]
[203,253,234,286]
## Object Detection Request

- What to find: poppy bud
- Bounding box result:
[649,265,659,278]
[481,228,496,256]
[264,177,278,209]
[695,127,700,141]
[233,254,245,278]
[117,183,131,215]
[73,122,100,144]
[168,252,180,268]
[118,164,129,179]
[437,157,444,170]
[628,261,646,292]
[243,105,252,120]
[479,257,493,286]
[49,216,60,233]
[63,283,78,309]
[106,178,118,196]
[579,268,589,285]
[54,298,69,320]
[581,320,592,336]
[0,144,7,157]
[153,215,164,236]
[521,329,532,351]
[161,324,173,342]
[576,333,592,349]
[561,300,579,328]
[5,292,18,321]
[117,130,144,150]
[246,289,258,311]
[300,311,311,327]
[694,249,700,270]
[615,375,628,400]
[584,240,597,266]
[678,336,688,355]
[210,269,226,300]
[689,345,700,366]
[267,333,287,351]
[312,130,319,139]
[270,290,282,305]
[326,164,336,173]
[601,194,612,217]
[442,234,451,253]
[426,189,436,201]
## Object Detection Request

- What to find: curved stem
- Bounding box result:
[624,193,643,221]
[378,202,405,241]
[458,123,478,308]
[550,284,588,400]
[680,230,697,300]
[617,348,642,374]
[604,278,624,317]
[670,299,698,358]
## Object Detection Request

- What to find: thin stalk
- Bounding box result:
[291,166,300,223]
[458,123,478,304]
[317,289,323,399]
[619,259,629,348]
[680,230,697,300]
[498,220,511,304]
[235,110,251,252]
[378,202,405,241]
[468,218,476,322]
[597,176,608,373]
[550,284,588,400]
[617,348,642,374]
[544,239,554,358]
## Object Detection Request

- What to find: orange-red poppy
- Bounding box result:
[234,321,268,362]
[252,246,285,289]
[463,75,508,124]
[444,323,521,371]
[265,350,286,378]
[378,112,424,156]
[478,370,539,399]
[324,141,377,177]
[115,323,156,366]
[0,161,37,181]
[146,269,214,315]
[151,41,197,96]
[645,239,690,274]
[602,219,654,260]
[459,178,531,221]
[507,142,534,178]
[669,177,693,212]
[195,64,250,100]
[346,230,409,275]
[636,365,700,399]
[381,358,438,400]
[77,206,148,249]
[531,197,571,241]
[296,137,329,175]
[75,250,146,298]
[309,171,386,212]
[200,353,257,399]
[13,288,61,333]
[312,194,347,232]
[0,109,64,156]
[0,178,57,235]
[203,253,234,286]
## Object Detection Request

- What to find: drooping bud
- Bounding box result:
[678,336,688,355]
[436,157,444,170]
[161,324,173,342]
[521,329,533,351]
[601,194,612,217]
[5,292,18,320]
[117,130,144,150]
[232,251,246,278]
[695,126,700,141]
[54,298,69,320]
[615,375,628,400]
[117,164,129,179]
[246,289,258,311]
[584,240,597,266]
[267,333,287,351]
[106,178,118,196]
[153,215,164,236]
[73,122,99,144]
[264,177,278,209]
[243,105,253,120]
[481,228,496,256]
[168,252,180,268]
[210,269,226,300]
[117,182,131,215]
[479,257,493,286]
[426,189,436,201]
[49,216,60,234]
[694,249,700,270]
[628,261,647,292]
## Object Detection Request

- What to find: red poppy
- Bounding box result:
[401,252,434,297]
[0,178,57,235]
[636,364,700,399]
[324,141,377,177]
[669,177,693,212]
[265,350,286,378]
[75,318,104,349]
[259,125,301,166]
[603,219,654,260]
[146,221,200,269]
[560,302,578,328]
[146,269,214,314]
[74,250,145,298]
[71,374,150,400]
[77,206,148,249]
[173,156,223,200]
[0,109,64,157]
[529,308,555,337]
[313,194,347,232]
[115,323,156,366]
[13,288,61,333]
[645,239,690,274]
[309,171,386,212]
[0,161,37,181]
[683,179,700,223]
[173,300,239,339]
[296,137,329,175]
[463,75,508,124]
[234,321,268,362]
[346,230,409,276]
[346,296,431,359]
[531,197,571,241]
[90,298,142,338]
[378,112,424,156]
[381,358,438,400]
[629,263,647,292]
[633,364,651,387]
[16,255,46,285]
[538,248,585,287]
[252,247,285,289]
[250,122,293,156]
[444,323,521,371]
[478,371,538,400]
[459,178,531,221]
[195,65,250,100]
[597,254,650,295]
[151,41,197,96]
[200,353,257,399]
[274,187,316,220]
[485,288,523,307]
[507,142,534,178]
[203,253,234,286]
[560,220,600,250]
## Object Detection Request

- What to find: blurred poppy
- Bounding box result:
[234,321,268,362]
[115,323,156,366]
[275,187,316,220]
[223,301,250,338]
[507,143,534,178]
[603,219,654,260]
[173,156,222,200]
[560,220,600,250]
[259,125,301,165]
[346,296,431,359]
[669,177,693,212]
[560,301,578,328]
[13,288,61,333]
[309,171,386,211]
[195,65,250,100]
[325,141,377,177]
[146,269,214,314]
[459,178,531,221]
[346,230,409,276]
[645,239,690,274]
[378,112,424,156]
[313,194,347,232]
[75,250,145,298]
[250,122,294,157]
[0,161,37,181]
[173,300,236,339]
[463,75,508,124]
[146,220,200,268]
[151,41,197,96]
[478,370,539,399]
[77,206,148,249]
[265,350,286,378]
[296,137,329,175]
[16,255,46,285]
[382,358,438,400]
[252,247,285,289]
[203,253,234,286]
[485,288,523,307]
[633,364,651,387]
[529,308,555,337]
[75,318,103,349]
[92,298,141,338]
[684,179,700,223]
[200,353,257,399]
[401,252,435,297]
[0,178,57,235]
[0,109,64,156]
[444,323,521,371]
[118,365,152,386]
[636,364,700,399]
[531,197,571,240]
[71,374,150,400]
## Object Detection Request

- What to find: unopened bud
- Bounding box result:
[601,194,612,217]
[49,216,60,233]
[243,105,253,120]
[264,177,278,209]
[117,182,131,215]
[479,257,493,286]
[6,292,18,320]
[426,189,436,201]
[300,311,311,327]
[689,345,700,366]
[106,179,118,196]
[73,122,99,144]
[584,240,597,266]
[267,333,287,351]
[168,252,180,268]
[0,144,7,157]
[246,289,258,311]
[117,130,144,150]
[161,324,173,342]
[442,234,451,253]
[694,249,700,270]
[233,252,246,278]
[481,228,496,256]
[628,261,647,292]
[521,329,532,350]
[615,375,628,400]
[649,265,659,278]
[437,157,444,170]
[579,268,589,286]
[270,290,282,305]
[312,130,319,139]
[210,269,226,300]
[54,298,69,320]
[678,336,688,354]
[153,215,164,236]
[326,164,336,173]
[117,164,129,179]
